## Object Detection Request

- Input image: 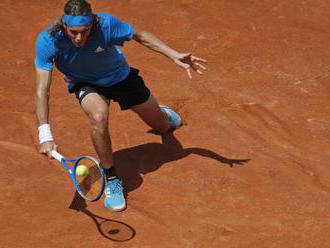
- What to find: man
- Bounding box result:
[35,0,206,211]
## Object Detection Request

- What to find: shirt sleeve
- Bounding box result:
[35,31,56,71]
[103,14,135,46]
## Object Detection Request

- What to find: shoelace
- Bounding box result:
[105,179,123,196]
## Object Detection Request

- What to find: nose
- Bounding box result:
[75,33,82,42]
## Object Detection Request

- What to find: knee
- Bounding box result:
[90,111,108,130]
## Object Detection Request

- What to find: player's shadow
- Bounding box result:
[69,191,136,242]
[114,130,250,194]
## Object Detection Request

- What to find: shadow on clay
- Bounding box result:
[67,130,248,242]
[114,130,250,194]
[69,191,136,242]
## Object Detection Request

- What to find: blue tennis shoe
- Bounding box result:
[160,105,182,129]
[104,178,126,211]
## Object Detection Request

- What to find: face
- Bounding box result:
[64,25,92,47]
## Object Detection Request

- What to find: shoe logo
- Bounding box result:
[79,90,86,99]
[95,46,105,53]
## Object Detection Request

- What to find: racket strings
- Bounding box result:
[76,157,104,200]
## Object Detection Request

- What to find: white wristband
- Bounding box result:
[38,124,54,144]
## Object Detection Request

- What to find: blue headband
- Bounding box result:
[63,14,93,26]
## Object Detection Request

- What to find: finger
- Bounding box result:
[191,64,203,75]
[196,69,203,75]
[47,151,53,158]
[174,59,190,69]
[195,62,207,70]
[191,56,207,62]
[46,147,54,157]
[186,69,192,79]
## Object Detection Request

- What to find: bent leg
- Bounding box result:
[80,93,113,169]
[78,90,126,212]
[130,94,170,133]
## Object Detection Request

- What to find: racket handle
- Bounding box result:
[51,150,64,162]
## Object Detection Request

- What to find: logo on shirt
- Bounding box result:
[95,46,105,53]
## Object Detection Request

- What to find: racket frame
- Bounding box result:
[51,150,105,202]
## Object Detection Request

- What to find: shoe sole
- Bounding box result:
[104,202,126,212]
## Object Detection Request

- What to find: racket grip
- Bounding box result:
[51,150,64,162]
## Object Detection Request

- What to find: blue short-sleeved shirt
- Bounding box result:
[35,13,134,89]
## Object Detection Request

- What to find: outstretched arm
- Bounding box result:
[133,29,206,79]
[35,68,57,156]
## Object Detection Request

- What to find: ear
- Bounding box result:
[62,23,69,36]
[63,23,68,32]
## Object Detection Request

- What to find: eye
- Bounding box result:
[68,27,90,36]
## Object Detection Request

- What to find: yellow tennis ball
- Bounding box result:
[76,165,89,177]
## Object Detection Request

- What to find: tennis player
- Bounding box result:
[35,0,206,211]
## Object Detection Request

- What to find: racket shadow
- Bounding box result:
[69,191,136,242]
[114,130,250,194]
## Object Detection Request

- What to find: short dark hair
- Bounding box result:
[48,0,99,37]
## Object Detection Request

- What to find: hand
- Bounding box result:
[39,141,57,158]
[173,53,207,79]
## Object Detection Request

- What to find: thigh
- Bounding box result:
[130,94,169,132]
[80,92,110,120]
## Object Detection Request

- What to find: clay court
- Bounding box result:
[1,0,330,247]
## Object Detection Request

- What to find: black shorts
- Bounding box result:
[71,68,151,110]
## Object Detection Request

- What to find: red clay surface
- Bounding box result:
[1,0,330,247]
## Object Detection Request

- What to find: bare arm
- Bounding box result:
[35,68,52,125]
[133,29,206,79]
[133,30,181,60]
[35,68,56,156]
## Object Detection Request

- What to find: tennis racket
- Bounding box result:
[51,150,105,202]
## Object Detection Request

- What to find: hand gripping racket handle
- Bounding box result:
[51,150,64,162]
